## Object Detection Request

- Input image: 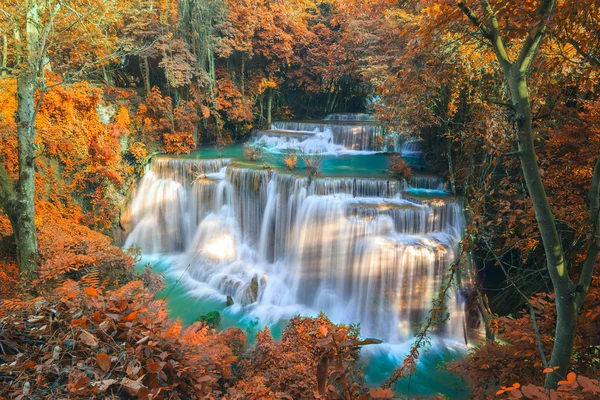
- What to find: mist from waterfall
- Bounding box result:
[125,156,467,343]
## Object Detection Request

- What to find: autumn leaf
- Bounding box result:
[84,287,101,297]
[370,388,394,399]
[79,330,99,348]
[147,361,165,374]
[96,353,111,372]
[318,325,328,337]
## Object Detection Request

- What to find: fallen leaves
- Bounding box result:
[96,353,111,372]
[0,280,244,399]
[79,330,99,349]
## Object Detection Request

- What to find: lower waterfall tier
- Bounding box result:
[124,159,468,343]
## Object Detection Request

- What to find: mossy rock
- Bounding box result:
[194,311,221,329]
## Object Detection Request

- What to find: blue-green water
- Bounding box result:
[134,143,469,398]
[136,256,470,399]
[159,144,428,178]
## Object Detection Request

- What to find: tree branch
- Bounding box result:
[516,0,557,73]
[566,39,600,67]
[457,2,491,39]
[480,0,512,68]
[577,157,600,308]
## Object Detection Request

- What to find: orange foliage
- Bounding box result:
[0,278,243,398]
[136,87,198,154]
[34,215,136,289]
[0,78,135,232]
[495,371,600,399]
[283,153,298,170]
[229,314,371,399]
[451,283,600,397]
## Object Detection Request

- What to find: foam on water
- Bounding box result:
[125,160,469,343]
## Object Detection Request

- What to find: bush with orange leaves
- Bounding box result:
[0,279,244,399]
[495,371,600,399]
[388,156,412,181]
[34,215,138,290]
[283,152,298,170]
[0,77,137,233]
[450,284,600,398]
[0,272,384,399]
[229,314,376,399]
[135,87,198,155]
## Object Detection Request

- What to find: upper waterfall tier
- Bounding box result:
[251,128,347,154]
[124,157,466,342]
[410,174,446,191]
[270,120,387,151]
[324,113,377,121]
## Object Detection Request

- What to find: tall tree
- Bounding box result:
[0,0,134,274]
[339,0,600,388]
[454,0,600,387]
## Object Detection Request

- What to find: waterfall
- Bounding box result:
[124,158,232,254]
[251,128,346,154]
[125,158,468,343]
[401,140,425,157]
[324,113,377,121]
[269,121,387,151]
[411,175,447,191]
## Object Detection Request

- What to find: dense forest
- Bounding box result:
[1,0,599,399]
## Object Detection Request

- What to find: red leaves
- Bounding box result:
[96,353,111,372]
[370,388,395,399]
[229,315,374,399]
[494,372,600,399]
[452,285,600,397]
[146,361,165,374]
[557,372,577,386]
[121,377,149,397]
[0,278,244,399]
[68,374,91,394]
[137,88,198,155]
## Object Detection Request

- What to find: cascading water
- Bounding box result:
[251,128,346,154]
[401,139,425,157]
[124,158,232,254]
[267,120,387,151]
[125,158,467,343]
[324,113,377,121]
[411,175,447,191]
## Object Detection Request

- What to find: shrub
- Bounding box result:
[450,287,600,397]
[283,153,298,170]
[229,314,372,399]
[389,155,412,181]
[244,143,264,162]
[195,311,222,329]
[0,280,244,398]
[300,152,325,177]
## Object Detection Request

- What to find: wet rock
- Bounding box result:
[250,276,259,301]
[240,276,260,306]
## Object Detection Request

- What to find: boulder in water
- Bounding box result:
[241,276,260,306]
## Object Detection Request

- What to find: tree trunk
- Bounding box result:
[506,68,575,388]
[14,67,39,274]
[1,35,6,76]
[142,56,151,94]
[266,87,273,127]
